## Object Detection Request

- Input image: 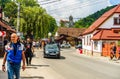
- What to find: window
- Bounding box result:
[114,15,120,25]
[87,36,88,45]
[94,41,98,50]
[84,37,85,45]
[113,29,120,34]
[114,17,118,25]
[89,36,91,46]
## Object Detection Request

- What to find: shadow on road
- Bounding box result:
[60,56,66,60]
[31,64,50,67]
[45,56,66,60]
[21,76,44,79]
[25,66,38,69]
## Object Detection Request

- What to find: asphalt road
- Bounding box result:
[37,48,120,79]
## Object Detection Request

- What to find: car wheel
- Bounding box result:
[57,54,60,59]
[44,54,47,58]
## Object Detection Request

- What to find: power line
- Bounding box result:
[38,0,61,5]
[48,0,108,20]
[47,0,95,11]
[39,0,52,2]
[48,0,107,14]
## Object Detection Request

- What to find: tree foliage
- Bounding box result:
[3,0,57,39]
[0,0,11,8]
[73,5,116,28]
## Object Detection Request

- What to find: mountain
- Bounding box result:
[73,5,116,28]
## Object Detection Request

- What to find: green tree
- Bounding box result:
[3,0,58,39]
[0,0,11,8]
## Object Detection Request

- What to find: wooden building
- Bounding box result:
[56,27,86,46]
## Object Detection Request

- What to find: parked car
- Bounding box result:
[61,43,71,48]
[43,43,60,58]
[75,44,82,49]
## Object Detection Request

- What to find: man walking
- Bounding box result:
[24,38,34,66]
[2,33,26,79]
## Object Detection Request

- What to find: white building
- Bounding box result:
[82,5,120,57]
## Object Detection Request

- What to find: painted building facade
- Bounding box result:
[82,5,120,57]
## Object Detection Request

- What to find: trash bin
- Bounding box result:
[79,49,82,54]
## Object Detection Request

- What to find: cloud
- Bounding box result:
[39,0,111,24]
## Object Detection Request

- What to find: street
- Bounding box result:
[0,48,120,79]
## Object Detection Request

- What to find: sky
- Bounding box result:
[38,0,120,24]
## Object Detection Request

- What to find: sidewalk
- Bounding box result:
[0,58,7,79]
[0,49,65,79]
[74,50,120,66]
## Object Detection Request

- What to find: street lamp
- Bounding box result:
[13,0,20,33]
[16,2,20,33]
[48,32,52,37]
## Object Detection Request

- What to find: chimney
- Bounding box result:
[0,7,2,21]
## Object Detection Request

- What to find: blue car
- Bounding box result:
[43,43,60,58]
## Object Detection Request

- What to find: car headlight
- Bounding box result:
[46,51,49,54]
[56,51,59,54]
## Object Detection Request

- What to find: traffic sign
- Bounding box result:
[0,31,6,37]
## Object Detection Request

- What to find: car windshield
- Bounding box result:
[46,44,59,50]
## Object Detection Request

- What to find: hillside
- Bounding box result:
[73,5,116,28]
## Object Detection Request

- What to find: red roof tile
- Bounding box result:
[92,29,120,40]
[83,5,120,35]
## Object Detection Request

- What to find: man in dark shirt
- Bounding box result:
[25,38,34,66]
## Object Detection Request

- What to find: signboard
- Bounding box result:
[0,31,6,37]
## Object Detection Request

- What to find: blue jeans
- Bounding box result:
[7,61,21,79]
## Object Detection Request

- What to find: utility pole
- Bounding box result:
[16,2,20,33]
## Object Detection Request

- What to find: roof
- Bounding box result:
[0,21,16,32]
[58,27,86,38]
[83,5,120,35]
[0,21,9,29]
[91,29,120,40]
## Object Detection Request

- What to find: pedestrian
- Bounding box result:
[24,38,34,66]
[39,40,42,49]
[110,46,113,60]
[110,43,117,60]
[2,33,26,79]
[117,46,120,60]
